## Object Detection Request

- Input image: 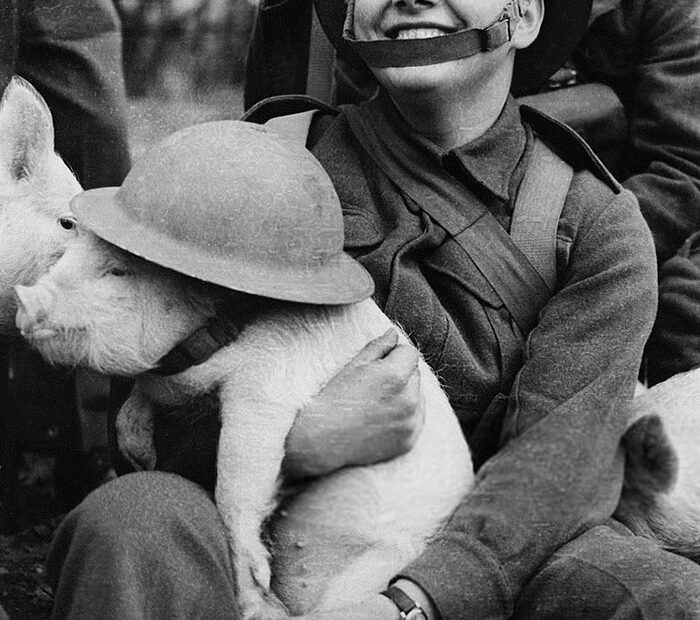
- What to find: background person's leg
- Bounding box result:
[514,519,700,619]
[47,471,237,620]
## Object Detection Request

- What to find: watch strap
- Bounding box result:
[381,585,427,620]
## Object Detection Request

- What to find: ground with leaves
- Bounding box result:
[0,511,61,619]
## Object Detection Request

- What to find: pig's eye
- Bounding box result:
[58,217,76,230]
[107,267,130,277]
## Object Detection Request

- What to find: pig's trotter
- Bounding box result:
[232,538,272,592]
[118,434,157,471]
[238,585,288,620]
[115,387,157,471]
[232,535,288,619]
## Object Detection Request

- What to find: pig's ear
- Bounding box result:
[0,76,55,183]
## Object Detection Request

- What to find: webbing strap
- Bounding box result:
[344,20,512,68]
[151,316,242,376]
[257,107,572,335]
[510,139,573,291]
[242,94,338,125]
[453,211,552,334]
[343,105,563,334]
[342,0,525,68]
[306,7,336,103]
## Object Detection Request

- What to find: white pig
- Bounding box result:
[0,76,80,332]
[615,368,700,562]
[15,228,474,619]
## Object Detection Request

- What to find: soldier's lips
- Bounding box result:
[384,22,460,39]
[393,27,451,39]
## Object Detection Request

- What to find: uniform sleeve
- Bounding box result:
[622,0,700,263]
[16,0,131,189]
[396,182,658,619]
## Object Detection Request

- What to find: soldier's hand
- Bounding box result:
[283,329,423,479]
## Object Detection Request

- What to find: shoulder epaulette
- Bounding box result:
[520,104,622,193]
[241,94,339,125]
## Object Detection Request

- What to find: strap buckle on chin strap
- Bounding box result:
[483,19,512,52]
[496,0,530,39]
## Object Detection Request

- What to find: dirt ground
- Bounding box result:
[0,518,58,619]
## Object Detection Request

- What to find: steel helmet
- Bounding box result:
[313,0,593,97]
[69,120,375,305]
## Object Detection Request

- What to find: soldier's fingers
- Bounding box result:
[347,329,399,367]
[379,344,420,383]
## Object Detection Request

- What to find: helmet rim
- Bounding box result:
[69,122,375,305]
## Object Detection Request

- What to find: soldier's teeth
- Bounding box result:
[396,28,446,40]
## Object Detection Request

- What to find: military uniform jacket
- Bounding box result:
[245,0,700,267]
[308,94,658,619]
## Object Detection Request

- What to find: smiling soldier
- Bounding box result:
[45,1,700,619]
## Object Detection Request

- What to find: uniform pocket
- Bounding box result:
[422,238,504,309]
[342,206,384,251]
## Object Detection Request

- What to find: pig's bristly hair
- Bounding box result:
[28,314,152,377]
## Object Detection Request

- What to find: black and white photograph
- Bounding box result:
[0,1,699,618]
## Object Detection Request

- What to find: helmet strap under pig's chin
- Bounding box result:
[342,0,529,68]
[148,297,266,376]
[149,314,244,376]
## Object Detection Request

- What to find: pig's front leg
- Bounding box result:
[115,385,157,471]
[216,383,299,620]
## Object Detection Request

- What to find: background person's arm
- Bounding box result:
[581,0,700,264]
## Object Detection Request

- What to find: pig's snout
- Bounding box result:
[15,284,56,338]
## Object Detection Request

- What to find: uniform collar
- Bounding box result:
[446,96,526,201]
[371,93,526,202]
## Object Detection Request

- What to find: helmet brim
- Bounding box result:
[313,0,593,97]
[71,187,376,306]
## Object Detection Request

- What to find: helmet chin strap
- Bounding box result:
[343,0,529,68]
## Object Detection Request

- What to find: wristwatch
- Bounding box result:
[381,585,428,620]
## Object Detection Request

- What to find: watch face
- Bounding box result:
[405,609,427,620]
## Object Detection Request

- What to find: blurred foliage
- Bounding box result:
[115,0,257,98]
